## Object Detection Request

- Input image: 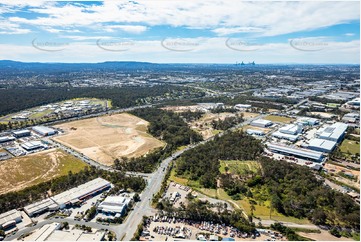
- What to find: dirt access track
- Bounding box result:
[53,113,165,166]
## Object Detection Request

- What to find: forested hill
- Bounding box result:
[260,157,360,229]
[175,131,264,188]
[174,129,360,229]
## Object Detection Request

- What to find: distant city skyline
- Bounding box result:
[0,0,359,64]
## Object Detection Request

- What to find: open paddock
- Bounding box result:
[0,149,87,194]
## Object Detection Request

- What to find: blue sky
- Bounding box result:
[0,0,359,64]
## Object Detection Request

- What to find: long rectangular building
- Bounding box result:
[24,198,58,217]
[267,143,324,162]
[12,129,31,138]
[32,126,57,136]
[251,119,273,128]
[51,177,111,209]
[0,136,15,143]
[23,178,111,217]
[21,141,47,151]
[308,138,337,153]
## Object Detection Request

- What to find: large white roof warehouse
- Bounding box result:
[316,122,348,143]
[32,126,57,136]
[267,143,324,162]
[308,138,337,153]
[251,119,273,127]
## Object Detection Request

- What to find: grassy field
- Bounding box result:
[340,139,360,155]
[0,149,88,194]
[219,160,260,175]
[264,115,295,123]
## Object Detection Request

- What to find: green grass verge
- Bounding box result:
[264,115,295,123]
[340,139,360,155]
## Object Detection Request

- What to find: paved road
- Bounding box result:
[253,219,319,230]
[117,147,195,241]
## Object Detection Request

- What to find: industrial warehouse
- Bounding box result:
[97,193,134,216]
[266,143,325,162]
[21,140,47,151]
[24,178,111,217]
[12,129,31,138]
[271,123,303,142]
[32,126,57,136]
[315,122,348,143]
[0,209,22,230]
[307,138,337,153]
[250,119,273,128]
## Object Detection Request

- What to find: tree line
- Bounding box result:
[259,156,360,230]
[0,85,185,117]
[0,166,146,214]
[211,114,244,130]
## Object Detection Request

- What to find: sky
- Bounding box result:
[0,0,359,64]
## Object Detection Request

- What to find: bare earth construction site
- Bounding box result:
[53,113,165,166]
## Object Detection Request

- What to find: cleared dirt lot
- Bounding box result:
[190,112,259,139]
[0,149,87,194]
[53,113,165,166]
[240,124,272,134]
[298,230,353,241]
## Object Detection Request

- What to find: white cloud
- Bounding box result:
[345,33,355,36]
[212,27,264,36]
[0,20,31,34]
[61,35,114,41]
[4,0,359,37]
[103,25,147,34]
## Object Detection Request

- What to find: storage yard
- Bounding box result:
[0,149,87,194]
[141,216,285,241]
[53,113,165,166]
